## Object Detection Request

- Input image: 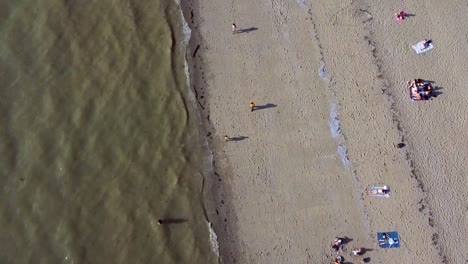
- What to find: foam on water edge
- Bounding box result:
[208,223,220,257]
[176,0,221,257]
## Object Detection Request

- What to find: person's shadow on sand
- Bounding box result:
[231,136,249,141]
[425,80,443,98]
[415,80,442,99]
[234,27,258,34]
[432,86,443,98]
[360,248,373,254]
[255,103,277,111]
[336,236,353,245]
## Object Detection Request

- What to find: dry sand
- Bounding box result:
[183,0,468,263]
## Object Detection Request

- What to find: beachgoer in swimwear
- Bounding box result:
[249,101,255,112]
[420,39,432,50]
[416,79,425,86]
[407,80,421,100]
[335,256,344,263]
[331,257,344,263]
[371,189,386,195]
[395,10,406,20]
[331,238,342,252]
[333,238,342,246]
[352,248,364,256]
[426,83,433,91]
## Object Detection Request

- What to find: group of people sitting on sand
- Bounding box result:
[331,237,367,263]
[408,78,433,100]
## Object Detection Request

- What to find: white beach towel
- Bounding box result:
[411,41,434,54]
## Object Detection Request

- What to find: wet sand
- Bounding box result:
[183,0,468,263]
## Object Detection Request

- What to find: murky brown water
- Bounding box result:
[0,1,217,263]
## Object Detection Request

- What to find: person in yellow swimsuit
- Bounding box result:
[249,101,256,112]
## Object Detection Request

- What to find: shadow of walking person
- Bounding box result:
[255,103,277,110]
[231,136,249,141]
[237,27,258,34]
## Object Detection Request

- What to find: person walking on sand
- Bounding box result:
[232,23,237,34]
[249,101,255,112]
[224,135,231,142]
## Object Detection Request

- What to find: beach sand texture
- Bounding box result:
[184,0,468,263]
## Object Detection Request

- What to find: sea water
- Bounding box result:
[0,1,217,263]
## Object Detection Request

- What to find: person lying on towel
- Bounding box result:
[371,189,389,195]
[420,39,432,50]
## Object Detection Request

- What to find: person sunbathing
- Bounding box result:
[371,189,386,195]
[420,89,430,96]
[408,79,419,89]
[426,83,433,91]
[413,92,422,100]
[420,39,432,50]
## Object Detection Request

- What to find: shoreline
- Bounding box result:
[180,0,241,262]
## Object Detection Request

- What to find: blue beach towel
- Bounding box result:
[411,40,434,54]
[377,231,400,248]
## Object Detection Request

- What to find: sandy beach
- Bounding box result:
[183,0,468,263]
